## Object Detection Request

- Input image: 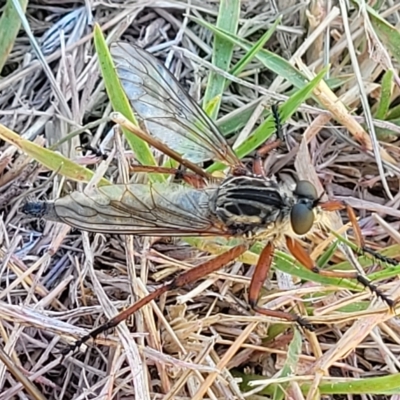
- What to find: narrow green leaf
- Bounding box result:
[191,16,309,89]
[366,4,400,63]
[204,95,222,118]
[185,237,360,290]
[387,104,400,120]
[375,69,393,120]
[317,242,338,268]
[229,16,282,79]
[273,329,302,400]
[329,232,400,283]
[317,372,400,395]
[202,0,240,119]
[216,75,352,138]
[371,0,386,10]
[0,0,28,73]
[93,25,159,176]
[238,371,400,395]
[375,69,395,141]
[0,123,110,186]
[217,101,262,137]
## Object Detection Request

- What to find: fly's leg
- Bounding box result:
[64,244,248,355]
[74,131,109,160]
[256,138,283,158]
[345,205,399,268]
[343,205,396,307]
[76,144,108,160]
[252,102,285,176]
[321,200,399,267]
[174,164,208,188]
[248,242,313,329]
[286,235,395,308]
[252,140,282,177]
[256,102,285,156]
[271,102,284,142]
[320,200,397,307]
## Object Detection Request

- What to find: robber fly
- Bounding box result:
[24,42,395,351]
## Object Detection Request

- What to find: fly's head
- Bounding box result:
[210,175,291,236]
[289,180,321,237]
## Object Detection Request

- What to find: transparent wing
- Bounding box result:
[24,183,230,236]
[111,42,241,166]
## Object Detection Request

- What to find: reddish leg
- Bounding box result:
[345,205,397,267]
[252,140,283,177]
[256,139,282,158]
[247,234,394,328]
[248,242,312,328]
[319,199,346,212]
[286,237,358,279]
[344,205,395,307]
[320,199,398,264]
[65,244,249,353]
[286,234,395,308]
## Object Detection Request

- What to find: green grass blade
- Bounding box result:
[238,371,400,396]
[93,24,160,179]
[273,329,302,400]
[202,0,240,119]
[0,123,110,186]
[375,69,393,120]
[191,17,309,88]
[229,17,282,80]
[366,3,400,63]
[316,242,338,269]
[317,372,400,395]
[216,75,352,139]
[374,69,394,141]
[0,0,28,73]
[328,231,400,282]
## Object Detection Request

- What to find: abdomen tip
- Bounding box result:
[22,202,47,217]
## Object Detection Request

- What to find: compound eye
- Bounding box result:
[290,203,314,235]
[294,181,318,200]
